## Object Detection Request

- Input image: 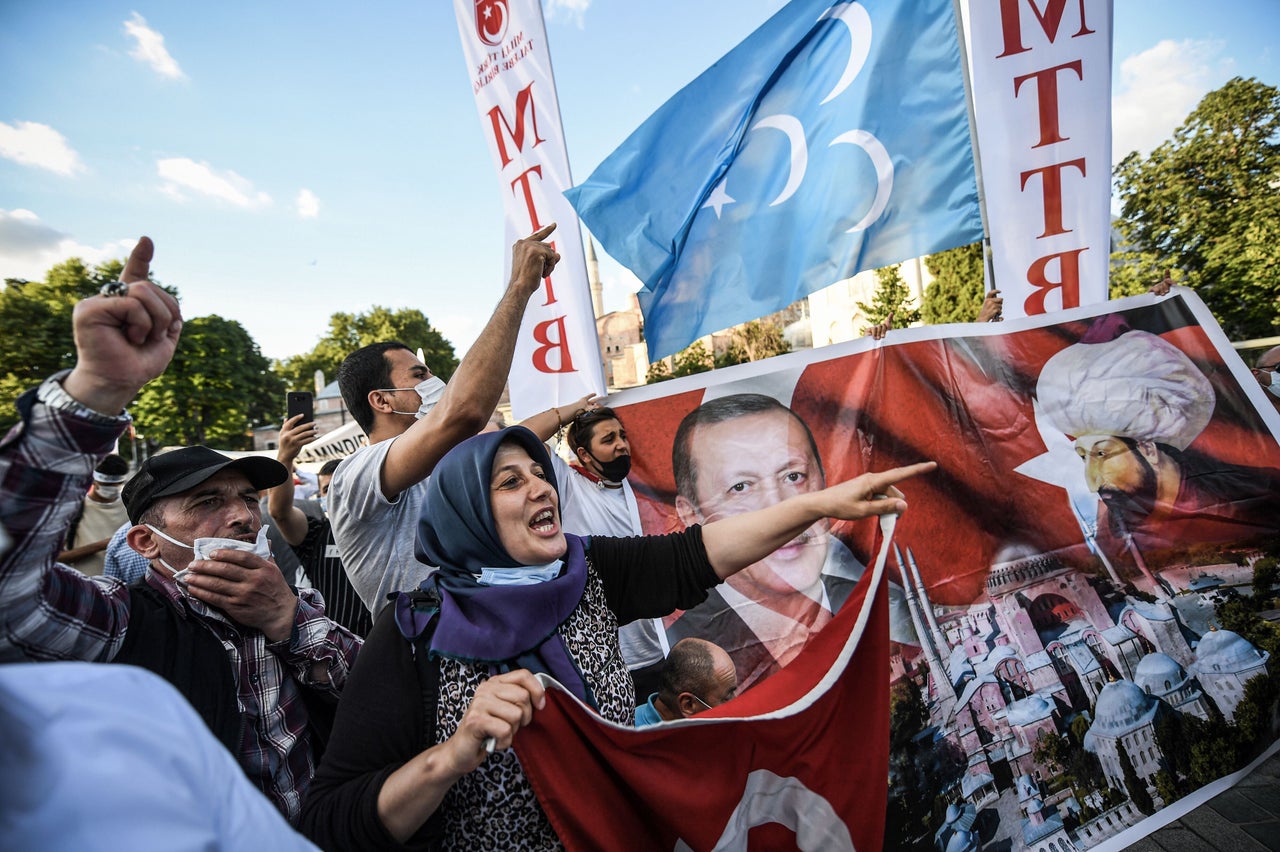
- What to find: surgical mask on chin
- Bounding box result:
[318,495,328,514]
[477,561,563,586]
[593,453,632,483]
[391,376,447,419]
[146,524,271,585]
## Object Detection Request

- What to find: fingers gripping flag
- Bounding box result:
[514,539,893,850]
[565,0,981,361]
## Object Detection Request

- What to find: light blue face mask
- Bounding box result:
[1265,371,1280,399]
[476,561,564,586]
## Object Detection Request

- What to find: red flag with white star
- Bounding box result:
[514,555,890,851]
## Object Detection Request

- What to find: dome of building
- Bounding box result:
[1006,694,1055,727]
[1088,679,1159,738]
[1193,628,1268,674]
[1134,652,1186,694]
[945,829,975,852]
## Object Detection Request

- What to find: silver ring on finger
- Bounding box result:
[99,280,131,298]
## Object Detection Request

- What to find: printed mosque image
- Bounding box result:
[890,540,1272,852]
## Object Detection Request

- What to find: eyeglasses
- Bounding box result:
[690,693,714,712]
[372,386,419,394]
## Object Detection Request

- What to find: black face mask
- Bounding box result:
[588,452,631,483]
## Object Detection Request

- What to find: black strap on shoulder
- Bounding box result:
[401,586,443,751]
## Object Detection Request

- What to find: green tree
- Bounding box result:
[0,256,131,430]
[1233,673,1279,758]
[132,315,284,449]
[885,678,964,849]
[1113,77,1280,339]
[858,265,921,328]
[921,242,985,324]
[673,341,714,377]
[1154,769,1181,806]
[645,359,672,384]
[1252,557,1278,606]
[717,320,791,367]
[1117,742,1154,815]
[274,306,458,391]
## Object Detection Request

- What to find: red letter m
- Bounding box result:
[486,82,546,168]
[996,0,1096,58]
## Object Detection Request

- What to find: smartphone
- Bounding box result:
[286,391,314,425]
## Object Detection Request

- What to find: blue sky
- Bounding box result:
[1,1,1276,363]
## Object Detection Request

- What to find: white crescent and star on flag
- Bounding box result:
[700,2,892,234]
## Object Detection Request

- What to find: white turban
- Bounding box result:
[1037,324,1215,451]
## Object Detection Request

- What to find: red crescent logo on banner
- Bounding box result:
[474,0,508,46]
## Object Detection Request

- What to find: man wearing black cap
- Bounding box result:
[0,237,361,824]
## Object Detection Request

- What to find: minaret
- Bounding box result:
[907,548,950,654]
[586,237,604,320]
[898,544,955,703]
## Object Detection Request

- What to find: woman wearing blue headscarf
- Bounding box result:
[301,426,932,850]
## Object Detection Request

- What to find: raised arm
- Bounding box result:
[269,413,319,546]
[379,225,561,500]
[518,393,600,442]
[700,461,936,579]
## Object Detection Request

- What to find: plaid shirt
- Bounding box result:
[0,376,363,822]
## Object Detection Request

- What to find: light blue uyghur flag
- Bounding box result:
[565,0,981,360]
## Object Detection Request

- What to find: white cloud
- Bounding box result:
[545,0,592,28]
[124,12,186,80]
[156,157,272,208]
[0,121,85,175]
[1111,39,1234,164]
[296,188,321,219]
[0,209,134,281]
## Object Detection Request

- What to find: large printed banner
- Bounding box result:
[968,0,1113,317]
[560,289,1278,851]
[453,0,604,418]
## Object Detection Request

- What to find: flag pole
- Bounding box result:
[950,0,998,295]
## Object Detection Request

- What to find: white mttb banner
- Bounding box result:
[453,0,605,418]
[967,0,1112,317]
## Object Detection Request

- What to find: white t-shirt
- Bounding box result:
[328,438,434,618]
[552,455,667,670]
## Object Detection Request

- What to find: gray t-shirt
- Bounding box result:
[328,438,434,618]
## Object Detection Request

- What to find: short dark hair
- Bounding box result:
[96,453,129,477]
[657,638,717,707]
[671,393,823,505]
[318,459,342,477]
[337,342,411,433]
[566,406,622,454]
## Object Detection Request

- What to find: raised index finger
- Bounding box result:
[527,223,556,241]
[868,461,937,491]
[122,236,154,283]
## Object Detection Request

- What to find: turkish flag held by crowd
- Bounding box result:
[514,557,891,851]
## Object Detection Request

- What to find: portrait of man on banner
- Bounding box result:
[546,290,1280,851]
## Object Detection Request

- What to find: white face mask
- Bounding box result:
[93,485,122,502]
[146,524,271,584]
[388,376,447,419]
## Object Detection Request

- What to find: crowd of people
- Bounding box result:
[2,225,1273,848]
[0,230,937,850]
